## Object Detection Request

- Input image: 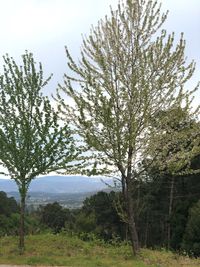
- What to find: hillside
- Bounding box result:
[0,234,199,267]
[0,175,115,209]
[0,175,114,193]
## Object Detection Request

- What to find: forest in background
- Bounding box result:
[1,153,200,257]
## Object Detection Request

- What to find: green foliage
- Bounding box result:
[148,108,200,176]
[134,170,200,248]
[0,191,19,216]
[75,211,96,234]
[138,110,200,250]
[170,200,191,250]
[0,52,77,186]
[40,202,69,233]
[0,210,43,237]
[0,52,77,252]
[0,191,19,236]
[56,0,199,254]
[57,0,198,177]
[182,200,200,256]
[81,191,125,240]
[0,214,14,236]
[37,191,125,242]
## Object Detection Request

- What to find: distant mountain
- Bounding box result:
[0,175,114,194]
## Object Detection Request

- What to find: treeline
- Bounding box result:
[137,163,200,255]
[0,191,42,236]
[1,164,200,257]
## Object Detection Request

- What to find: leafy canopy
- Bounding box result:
[0,52,77,189]
[57,0,199,177]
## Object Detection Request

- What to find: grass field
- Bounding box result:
[0,234,200,267]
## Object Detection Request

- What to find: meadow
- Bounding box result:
[0,234,200,267]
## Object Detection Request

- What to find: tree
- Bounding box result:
[138,109,200,250]
[147,108,200,249]
[0,191,20,237]
[56,0,199,254]
[82,191,125,240]
[0,191,19,216]
[182,200,200,257]
[0,52,77,253]
[40,202,67,233]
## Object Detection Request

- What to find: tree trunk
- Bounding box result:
[19,184,26,254]
[127,188,140,255]
[167,176,174,250]
[118,164,140,255]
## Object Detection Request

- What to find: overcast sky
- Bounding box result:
[0,0,199,179]
[0,0,199,98]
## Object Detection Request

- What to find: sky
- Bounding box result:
[0,0,199,98]
[0,0,199,179]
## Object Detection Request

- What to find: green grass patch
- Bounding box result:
[0,234,199,267]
